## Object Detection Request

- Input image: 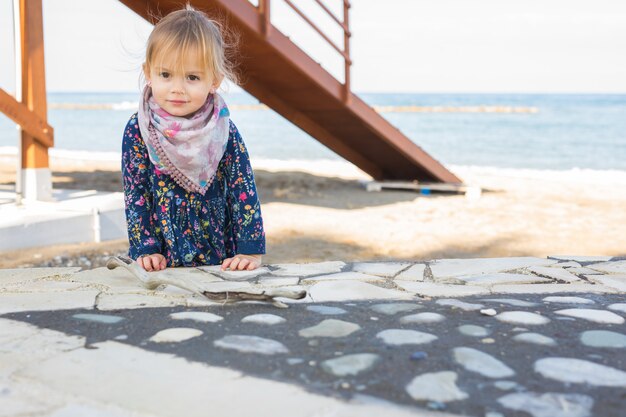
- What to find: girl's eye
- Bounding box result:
[159,72,170,79]
[187,75,200,81]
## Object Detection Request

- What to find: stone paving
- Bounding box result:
[1,255,625,417]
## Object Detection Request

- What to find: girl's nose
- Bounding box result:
[171,77,185,94]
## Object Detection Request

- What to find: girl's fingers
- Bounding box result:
[221,258,232,270]
[230,257,241,271]
[137,255,165,272]
[145,256,154,271]
[151,256,161,271]
[222,256,262,271]
[237,258,250,270]
[142,257,153,272]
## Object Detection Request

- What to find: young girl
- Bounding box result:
[122,6,265,272]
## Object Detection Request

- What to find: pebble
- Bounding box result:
[458,324,490,337]
[286,358,304,365]
[496,311,550,325]
[534,357,626,387]
[453,347,515,378]
[72,313,125,324]
[493,381,519,391]
[405,371,469,402]
[498,392,594,417]
[376,329,438,346]
[410,351,428,361]
[320,353,379,376]
[298,319,361,338]
[480,308,497,316]
[370,303,422,315]
[513,332,557,346]
[169,312,223,323]
[149,328,203,343]
[241,314,286,325]
[543,296,595,304]
[399,312,446,324]
[306,305,347,315]
[426,401,446,410]
[213,335,289,355]
[607,303,626,313]
[436,299,485,311]
[580,330,626,348]
[481,338,495,344]
[554,309,624,324]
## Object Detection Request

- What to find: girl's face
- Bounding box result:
[143,52,219,118]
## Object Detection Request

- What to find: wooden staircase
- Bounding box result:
[118,0,461,183]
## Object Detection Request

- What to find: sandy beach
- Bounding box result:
[1,151,625,268]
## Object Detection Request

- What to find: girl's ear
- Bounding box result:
[214,74,225,89]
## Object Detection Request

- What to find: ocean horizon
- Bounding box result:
[0,91,624,173]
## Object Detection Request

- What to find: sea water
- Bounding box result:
[0,91,624,171]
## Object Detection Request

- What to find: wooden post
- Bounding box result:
[259,0,271,38]
[20,0,52,201]
[343,1,351,105]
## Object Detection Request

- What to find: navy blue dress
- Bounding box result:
[122,113,266,267]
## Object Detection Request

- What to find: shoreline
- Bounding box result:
[2,146,626,182]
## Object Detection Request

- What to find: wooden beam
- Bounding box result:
[0,88,53,148]
[20,0,50,170]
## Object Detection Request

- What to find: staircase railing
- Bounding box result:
[256,0,352,103]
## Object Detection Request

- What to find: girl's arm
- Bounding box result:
[222,120,266,269]
[121,114,162,262]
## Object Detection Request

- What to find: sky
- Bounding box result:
[0,0,625,93]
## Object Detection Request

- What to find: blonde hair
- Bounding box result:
[143,5,239,89]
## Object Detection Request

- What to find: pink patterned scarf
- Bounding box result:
[137,85,230,194]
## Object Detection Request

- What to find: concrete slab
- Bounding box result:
[301,271,384,284]
[0,267,81,286]
[458,273,552,287]
[0,291,100,314]
[490,283,618,294]
[587,260,626,274]
[95,293,183,311]
[430,257,557,279]
[351,262,411,277]
[585,274,626,292]
[528,266,582,283]
[395,264,427,281]
[308,281,412,302]
[395,281,489,297]
[270,261,346,277]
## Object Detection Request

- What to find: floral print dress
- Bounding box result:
[122,113,265,267]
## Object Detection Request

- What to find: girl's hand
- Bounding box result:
[221,254,262,271]
[137,253,167,272]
